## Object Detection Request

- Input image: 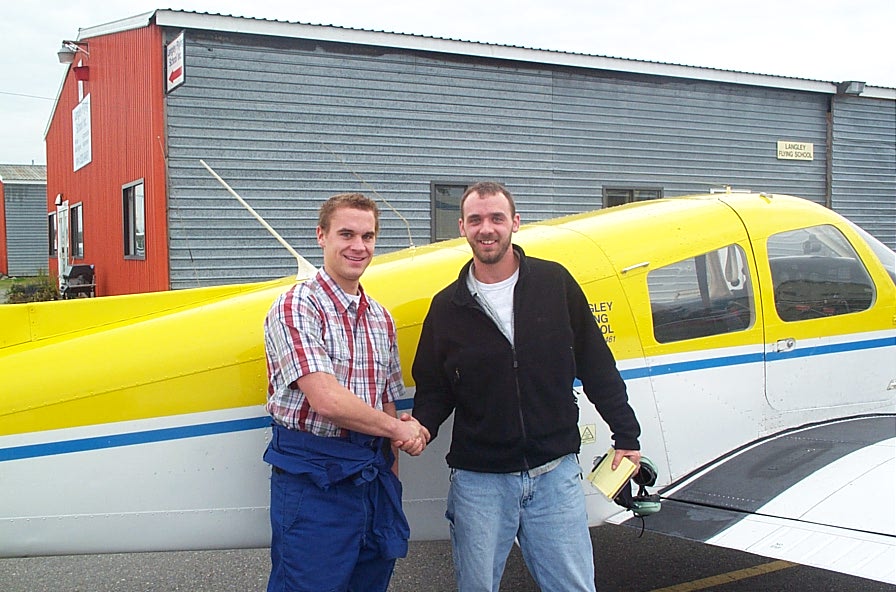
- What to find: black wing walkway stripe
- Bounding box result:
[623,415,896,541]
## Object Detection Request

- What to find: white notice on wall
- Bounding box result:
[72,94,92,171]
[167,31,185,92]
[776,140,814,161]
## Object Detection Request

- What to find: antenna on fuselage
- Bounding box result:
[321,144,415,249]
[200,160,317,281]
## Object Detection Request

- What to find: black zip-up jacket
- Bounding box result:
[412,245,640,473]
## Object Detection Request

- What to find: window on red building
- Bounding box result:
[70,203,84,259]
[123,180,145,259]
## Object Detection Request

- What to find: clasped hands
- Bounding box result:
[392,413,430,456]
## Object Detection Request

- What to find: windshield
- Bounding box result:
[846,220,896,287]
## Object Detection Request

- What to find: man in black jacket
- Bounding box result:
[412,181,641,592]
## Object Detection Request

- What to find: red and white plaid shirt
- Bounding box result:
[263,269,405,437]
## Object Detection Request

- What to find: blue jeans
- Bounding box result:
[446,453,596,592]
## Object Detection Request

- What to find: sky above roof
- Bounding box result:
[2,0,894,165]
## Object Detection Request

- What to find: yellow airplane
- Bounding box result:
[1,191,894,584]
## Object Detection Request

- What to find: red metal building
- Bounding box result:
[47,26,168,295]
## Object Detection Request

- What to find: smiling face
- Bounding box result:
[317,205,377,294]
[459,189,520,281]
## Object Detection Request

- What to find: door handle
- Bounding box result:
[774,338,796,353]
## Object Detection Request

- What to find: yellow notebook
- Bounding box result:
[586,447,637,500]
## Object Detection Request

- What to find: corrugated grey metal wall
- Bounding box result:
[831,96,896,249]
[162,29,864,288]
[552,72,828,205]
[3,183,47,276]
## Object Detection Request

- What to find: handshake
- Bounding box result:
[392,413,430,456]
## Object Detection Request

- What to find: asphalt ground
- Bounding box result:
[1,524,891,592]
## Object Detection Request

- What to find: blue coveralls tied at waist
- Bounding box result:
[263,423,410,560]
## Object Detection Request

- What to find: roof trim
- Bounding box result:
[76,11,155,40]
[0,164,47,184]
[73,9,894,100]
[153,10,836,93]
[0,179,46,186]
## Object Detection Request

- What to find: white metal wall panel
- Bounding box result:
[3,184,47,276]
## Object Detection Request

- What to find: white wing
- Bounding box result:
[609,416,896,585]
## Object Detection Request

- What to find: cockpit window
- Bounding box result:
[767,225,875,322]
[649,244,755,343]
[844,219,896,287]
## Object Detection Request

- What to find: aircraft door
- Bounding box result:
[759,223,894,411]
[621,239,768,480]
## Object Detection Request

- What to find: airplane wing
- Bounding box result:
[609,415,896,585]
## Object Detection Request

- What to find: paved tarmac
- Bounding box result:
[1,524,891,592]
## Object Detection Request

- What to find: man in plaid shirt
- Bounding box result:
[263,193,428,592]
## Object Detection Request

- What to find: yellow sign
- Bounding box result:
[579,424,596,444]
[777,141,814,161]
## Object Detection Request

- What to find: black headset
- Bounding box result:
[596,454,662,518]
[627,456,661,517]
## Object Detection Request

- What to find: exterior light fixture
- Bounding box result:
[57,41,89,64]
[836,80,865,95]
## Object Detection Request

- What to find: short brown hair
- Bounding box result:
[460,181,516,217]
[318,193,380,233]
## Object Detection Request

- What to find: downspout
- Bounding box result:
[825,95,834,210]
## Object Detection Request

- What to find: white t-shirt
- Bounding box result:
[468,268,519,344]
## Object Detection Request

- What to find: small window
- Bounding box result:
[123,180,145,259]
[48,212,58,256]
[768,225,875,322]
[603,187,662,208]
[649,244,754,343]
[70,204,84,259]
[431,183,469,242]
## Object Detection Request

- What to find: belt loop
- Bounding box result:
[271,423,279,448]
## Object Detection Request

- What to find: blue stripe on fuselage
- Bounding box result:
[618,335,894,382]
[3,335,892,461]
[0,417,271,462]
[769,335,894,360]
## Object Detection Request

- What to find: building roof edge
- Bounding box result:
[70,9,894,99]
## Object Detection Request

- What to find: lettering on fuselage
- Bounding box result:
[589,301,615,343]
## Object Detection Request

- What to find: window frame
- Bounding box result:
[602,187,663,208]
[430,182,471,243]
[122,179,146,260]
[70,203,84,259]
[48,212,58,257]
